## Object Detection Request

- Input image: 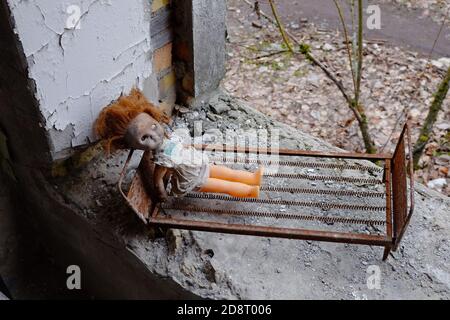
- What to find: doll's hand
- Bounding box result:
[154,165,169,202]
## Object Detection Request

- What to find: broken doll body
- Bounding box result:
[134,116,263,200]
[95,89,263,201]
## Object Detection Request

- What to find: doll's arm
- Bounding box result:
[154,165,169,201]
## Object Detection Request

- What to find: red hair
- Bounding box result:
[95,88,170,153]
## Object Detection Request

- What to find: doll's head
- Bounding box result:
[124,113,165,151]
[95,88,170,153]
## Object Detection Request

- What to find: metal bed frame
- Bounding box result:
[119,122,414,260]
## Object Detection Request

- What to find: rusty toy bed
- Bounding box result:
[119,122,414,260]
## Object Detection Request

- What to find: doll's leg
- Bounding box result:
[209,165,264,186]
[198,178,260,198]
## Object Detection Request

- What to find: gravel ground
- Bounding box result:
[223,0,449,196]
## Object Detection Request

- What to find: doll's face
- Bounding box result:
[124,113,165,150]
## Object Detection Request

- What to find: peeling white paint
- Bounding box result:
[7,0,154,156]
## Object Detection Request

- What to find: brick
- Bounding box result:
[158,70,176,99]
[151,28,173,51]
[151,5,171,35]
[152,0,170,13]
[153,42,172,73]
[159,100,175,117]
[181,73,194,94]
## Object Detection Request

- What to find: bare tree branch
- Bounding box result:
[381,7,449,153]
[243,0,375,152]
[268,0,294,53]
[333,0,357,94]
[355,0,363,106]
[413,66,450,169]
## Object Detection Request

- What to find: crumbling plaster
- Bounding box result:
[7,0,155,158]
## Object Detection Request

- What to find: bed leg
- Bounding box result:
[382,246,391,261]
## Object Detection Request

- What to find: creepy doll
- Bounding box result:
[95,89,263,201]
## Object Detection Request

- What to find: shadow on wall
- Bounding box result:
[0,275,10,299]
[0,171,90,300]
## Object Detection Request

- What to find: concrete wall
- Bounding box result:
[173,0,226,102]
[6,0,156,159]
[0,0,230,300]
[192,0,226,96]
